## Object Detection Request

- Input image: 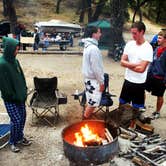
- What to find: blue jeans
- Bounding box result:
[33,42,39,51]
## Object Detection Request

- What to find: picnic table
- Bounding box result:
[54,40,70,50]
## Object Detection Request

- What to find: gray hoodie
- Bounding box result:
[82,38,104,84]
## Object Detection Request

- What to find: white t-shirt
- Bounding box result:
[123,40,153,83]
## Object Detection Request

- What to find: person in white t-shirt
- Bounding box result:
[119,21,153,115]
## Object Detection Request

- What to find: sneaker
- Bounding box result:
[151,112,160,119]
[10,145,20,153]
[18,137,32,146]
[139,107,146,112]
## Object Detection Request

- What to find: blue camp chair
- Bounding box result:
[0,124,10,149]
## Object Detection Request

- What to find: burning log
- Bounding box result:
[84,139,102,146]
[101,139,108,145]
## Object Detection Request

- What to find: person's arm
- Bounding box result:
[120,54,139,69]
[160,51,166,86]
[121,54,150,73]
[132,61,150,73]
[99,84,105,92]
[90,47,104,91]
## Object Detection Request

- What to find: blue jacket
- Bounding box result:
[148,47,166,84]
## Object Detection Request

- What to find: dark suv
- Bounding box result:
[0,20,10,38]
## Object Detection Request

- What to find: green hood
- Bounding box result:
[2,37,19,63]
[0,37,27,103]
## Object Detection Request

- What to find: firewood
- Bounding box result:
[132,156,151,166]
[84,139,102,146]
[101,139,108,145]
[105,128,113,142]
[120,133,132,139]
[105,132,112,142]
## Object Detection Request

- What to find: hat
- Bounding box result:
[34,27,38,31]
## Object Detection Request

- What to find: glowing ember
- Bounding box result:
[74,124,102,147]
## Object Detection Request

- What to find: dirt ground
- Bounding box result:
[0,35,166,166]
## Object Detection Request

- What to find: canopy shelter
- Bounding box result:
[34,19,82,33]
[87,20,111,49]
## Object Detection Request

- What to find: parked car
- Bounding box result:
[0,20,10,38]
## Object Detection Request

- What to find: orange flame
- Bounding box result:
[74,124,102,147]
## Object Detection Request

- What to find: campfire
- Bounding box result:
[74,123,113,147]
[62,120,119,165]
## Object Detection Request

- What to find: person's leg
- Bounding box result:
[151,78,165,119]
[17,103,26,141]
[84,106,95,118]
[16,103,31,146]
[151,96,163,119]
[119,80,132,106]
[83,79,102,118]
[132,83,145,110]
[4,102,21,152]
[130,83,145,129]
[156,96,164,112]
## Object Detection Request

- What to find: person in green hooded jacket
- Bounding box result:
[0,37,31,152]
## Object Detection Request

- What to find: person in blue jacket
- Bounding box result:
[150,34,158,50]
[146,29,166,119]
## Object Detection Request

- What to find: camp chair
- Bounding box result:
[73,73,115,120]
[28,76,67,126]
[0,124,10,149]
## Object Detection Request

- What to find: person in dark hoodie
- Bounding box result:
[0,37,31,152]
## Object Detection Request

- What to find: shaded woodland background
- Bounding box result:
[0,0,165,55]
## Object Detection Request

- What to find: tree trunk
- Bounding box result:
[86,0,92,23]
[79,0,86,23]
[3,0,8,16]
[92,0,106,22]
[56,0,62,14]
[138,9,142,22]
[155,0,162,23]
[3,0,17,34]
[108,0,127,57]
[132,0,150,23]
[132,8,137,23]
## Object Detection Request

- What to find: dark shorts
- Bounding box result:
[145,75,166,97]
[119,79,145,108]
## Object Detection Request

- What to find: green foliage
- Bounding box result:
[128,0,166,24]
[143,0,166,23]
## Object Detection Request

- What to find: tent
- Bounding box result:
[87,20,111,49]
[88,20,110,28]
[34,19,82,33]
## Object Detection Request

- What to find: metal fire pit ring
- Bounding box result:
[62,120,119,165]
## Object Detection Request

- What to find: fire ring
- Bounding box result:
[62,120,119,165]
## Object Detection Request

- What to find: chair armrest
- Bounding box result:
[55,90,67,104]
[27,88,36,96]
[71,90,85,100]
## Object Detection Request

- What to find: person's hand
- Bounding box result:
[100,84,105,92]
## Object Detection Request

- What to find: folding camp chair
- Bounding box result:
[0,124,10,149]
[73,73,115,120]
[28,77,67,126]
